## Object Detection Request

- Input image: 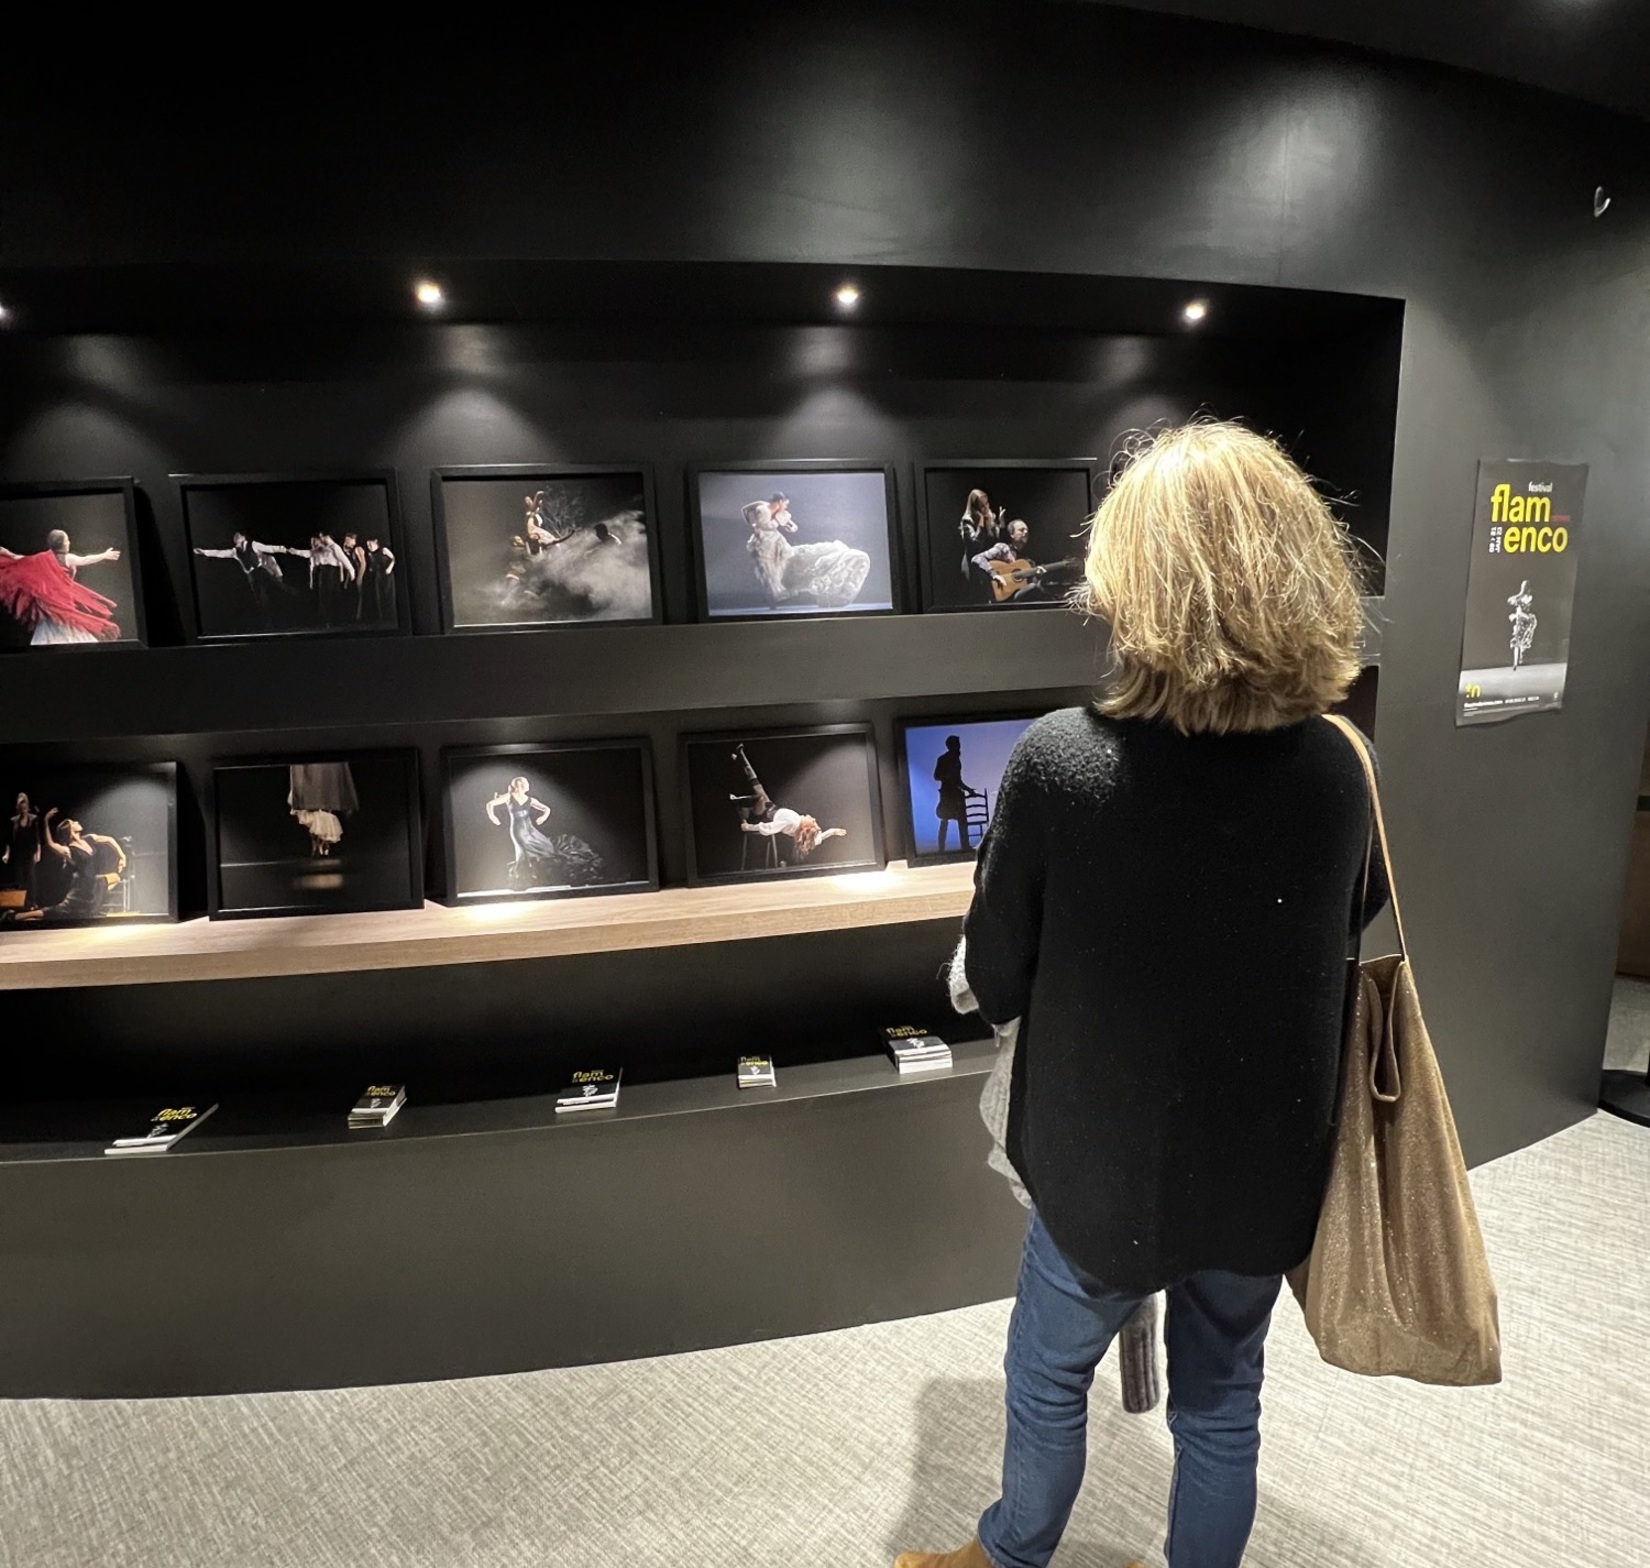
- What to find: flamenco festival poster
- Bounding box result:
[1456,459,1588,727]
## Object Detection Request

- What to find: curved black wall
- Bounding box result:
[5,3,1649,1162]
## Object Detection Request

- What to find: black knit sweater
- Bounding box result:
[964,707,1390,1293]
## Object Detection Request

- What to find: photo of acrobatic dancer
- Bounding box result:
[743,493,872,611]
[0,530,124,645]
[483,776,605,891]
[932,735,985,853]
[1508,580,1537,670]
[729,743,847,868]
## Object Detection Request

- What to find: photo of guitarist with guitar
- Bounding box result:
[971,518,1061,604]
[919,461,1094,612]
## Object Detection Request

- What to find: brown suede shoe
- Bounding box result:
[893,1540,992,1568]
[893,1539,1145,1568]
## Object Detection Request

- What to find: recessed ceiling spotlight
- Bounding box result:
[834,282,861,311]
[0,301,11,325]
[1182,299,1209,325]
[414,280,445,310]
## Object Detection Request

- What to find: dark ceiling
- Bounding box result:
[1098,0,1650,121]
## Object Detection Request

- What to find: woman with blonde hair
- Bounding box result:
[897,422,1388,1568]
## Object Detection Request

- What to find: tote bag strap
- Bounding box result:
[1324,714,1410,962]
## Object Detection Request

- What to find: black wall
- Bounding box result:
[4,2,1649,1163]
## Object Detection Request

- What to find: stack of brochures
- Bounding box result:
[556,1067,622,1113]
[736,1055,777,1089]
[348,1084,406,1130]
[104,1103,218,1157]
[883,1026,953,1075]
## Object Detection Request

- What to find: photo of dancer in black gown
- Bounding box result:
[443,742,657,904]
[485,776,606,891]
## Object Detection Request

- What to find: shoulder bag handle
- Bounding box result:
[1324,714,1409,962]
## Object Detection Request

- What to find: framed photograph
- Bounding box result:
[442,740,658,903]
[916,460,1095,613]
[431,465,661,633]
[177,473,408,642]
[897,713,1039,865]
[690,462,898,621]
[0,478,146,651]
[681,723,885,885]
[209,751,423,919]
[0,762,177,928]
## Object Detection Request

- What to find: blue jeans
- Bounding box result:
[977,1212,1281,1568]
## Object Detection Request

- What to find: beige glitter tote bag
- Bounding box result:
[1287,715,1503,1387]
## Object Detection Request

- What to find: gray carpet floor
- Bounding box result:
[4,1103,1648,1565]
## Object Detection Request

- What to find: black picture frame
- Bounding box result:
[687,460,901,622]
[0,477,148,651]
[680,722,886,886]
[0,762,179,930]
[208,750,424,920]
[914,459,1096,614]
[430,464,663,634]
[896,711,1040,866]
[440,739,660,904]
[175,471,410,643]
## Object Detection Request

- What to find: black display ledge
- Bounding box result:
[0,1037,998,1165]
[0,599,1382,748]
[0,611,1104,747]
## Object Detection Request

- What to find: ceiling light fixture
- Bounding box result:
[834,282,861,311]
[414,280,445,310]
[1182,299,1209,325]
[0,301,11,325]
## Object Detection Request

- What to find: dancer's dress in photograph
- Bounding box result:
[0,536,123,645]
[486,778,604,890]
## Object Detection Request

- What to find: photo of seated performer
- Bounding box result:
[743,493,872,610]
[933,735,984,853]
[0,530,123,645]
[14,807,126,922]
[971,518,1051,604]
[192,531,295,630]
[729,743,847,866]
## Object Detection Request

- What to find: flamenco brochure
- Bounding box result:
[1456,459,1587,727]
[104,1103,218,1156]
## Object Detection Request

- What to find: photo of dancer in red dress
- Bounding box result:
[0,529,123,645]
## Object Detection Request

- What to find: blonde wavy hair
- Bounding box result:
[1081,421,1366,735]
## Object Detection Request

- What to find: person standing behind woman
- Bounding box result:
[896,422,1388,1568]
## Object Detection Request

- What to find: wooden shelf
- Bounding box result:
[0,858,974,991]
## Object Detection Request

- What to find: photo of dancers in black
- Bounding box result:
[0,765,176,927]
[693,466,897,620]
[444,743,656,903]
[683,725,884,884]
[180,476,404,640]
[0,482,145,651]
[434,469,658,631]
[918,462,1093,612]
[212,753,422,918]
